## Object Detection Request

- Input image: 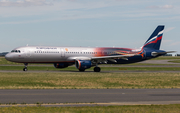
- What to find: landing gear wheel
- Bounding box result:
[23,68,28,71]
[23,63,28,71]
[79,69,85,72]
[94,67,101,72]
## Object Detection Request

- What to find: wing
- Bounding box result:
[67,54,138,64]
[91,54,138,63]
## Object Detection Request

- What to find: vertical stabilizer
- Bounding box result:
[143,25,164,50]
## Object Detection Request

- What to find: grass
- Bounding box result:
[0,72,180,89]
[0,57,20,65]
[0,105,180,113]
[150,56,180,60]
[169,60,180,63]
[1,65,180,71]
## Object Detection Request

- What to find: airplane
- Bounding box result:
[5,25,174,72]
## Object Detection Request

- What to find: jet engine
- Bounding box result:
[75,60,92,71]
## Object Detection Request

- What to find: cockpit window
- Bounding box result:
[11,50,21,53]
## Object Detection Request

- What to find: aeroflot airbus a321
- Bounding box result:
[5,25,174,72]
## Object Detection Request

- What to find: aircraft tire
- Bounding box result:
[79,69,85,72]
[94,67,101,72]
[23,68,28,71]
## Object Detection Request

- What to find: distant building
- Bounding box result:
[163,54,172,56]
[175,54,180,56]
[0,52,8,56]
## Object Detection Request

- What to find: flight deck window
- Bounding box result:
[11,50,20,53]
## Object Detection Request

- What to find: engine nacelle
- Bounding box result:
[54,63,69,68]
[75,60,92,70]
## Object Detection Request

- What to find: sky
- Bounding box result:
[0,0,180,53]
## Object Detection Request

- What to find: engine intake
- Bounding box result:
[75,60,92,70]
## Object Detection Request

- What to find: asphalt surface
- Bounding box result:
[0,89,180,106]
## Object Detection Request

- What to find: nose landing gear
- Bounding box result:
[23,63,28,71]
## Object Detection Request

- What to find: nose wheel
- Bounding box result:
[23,68,28,71]
[23,63,28,71]
[94,67,101,72]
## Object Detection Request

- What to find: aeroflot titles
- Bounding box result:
[36,47,57,49]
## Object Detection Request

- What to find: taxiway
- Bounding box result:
[0,89,180,105]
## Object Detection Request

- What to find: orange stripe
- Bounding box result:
[78,60,81,69]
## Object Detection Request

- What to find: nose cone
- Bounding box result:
[5,53,13,61]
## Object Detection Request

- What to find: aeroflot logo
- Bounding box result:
[65,48,68,51]
[144,30,163,45]
[36,47,57,49]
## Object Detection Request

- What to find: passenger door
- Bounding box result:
[61,48,65,57]
[26,50,31,57]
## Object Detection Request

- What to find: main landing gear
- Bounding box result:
[23,63,28,71]
[94,67,101,72]
[79,69,85,72]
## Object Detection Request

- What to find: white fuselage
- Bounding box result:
[5,46,101,63]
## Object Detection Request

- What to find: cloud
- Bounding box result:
[148,5,174,9]
[0,0,179,24]
[164,27,175,33]
[0,0,53,7]
[0,13,109,24]
[170,41,180,46]
[161,5,173,9]
[162,40,180,48]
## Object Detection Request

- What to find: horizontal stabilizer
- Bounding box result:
[151,51,176,56]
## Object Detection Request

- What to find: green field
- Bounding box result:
[1,56,180,89]
[0,72,179,89]
[169,60,180,63]
[0,105,180,113]
[1,65,180,71]
[151,56,180,60]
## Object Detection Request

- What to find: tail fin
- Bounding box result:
[143,25,164,50]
